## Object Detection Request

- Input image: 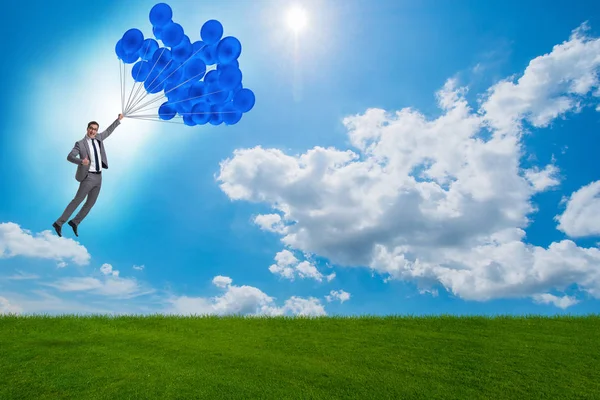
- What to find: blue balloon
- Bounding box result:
[153,25,164,40]
[233,88,255,112]
[225,84,242,102]
[206,82,229,104]
[201,20,223,45]
[176,99,193,114]
[122,29,144,54]
[116,39,140,63]
[144,72,164,93]
[172,36,192,63]
[163,62,184,84]
[146,64,172,89]
[115,39,127,59]
[218,59,239,71]
[150,3,173,27]
[203,70,219,85]
[222,102,242,125]
[192,102,211,124]
[123,51,140,64]
[183,113,196,126]
[139,39,159,61]
[218,65,242,89]
[192,41,206,56]
[132,61,152,82]
[216,36,242,64]
[184,58,206,80]
[163,78,180,93]
[158,102,177,120]
[162,22,184,47]
[199,44,218,65]
[151,47,172,69]
[167,82,190,101]
[189,81,207,101]
[209,105,224,125]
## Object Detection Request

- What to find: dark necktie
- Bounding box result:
[92,139,100,172]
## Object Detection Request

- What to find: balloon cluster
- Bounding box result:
[114,3,255,126]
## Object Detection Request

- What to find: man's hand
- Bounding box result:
[82,157,89,166]
[118,113,124,120]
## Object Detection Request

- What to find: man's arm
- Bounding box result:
[67,141,83,165]
[96,114,124,141]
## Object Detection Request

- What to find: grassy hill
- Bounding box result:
[1,314,598,399]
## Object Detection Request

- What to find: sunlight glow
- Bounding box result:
[286,6,308,33]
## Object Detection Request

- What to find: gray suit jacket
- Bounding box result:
[67,118,121,182]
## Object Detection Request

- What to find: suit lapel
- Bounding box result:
[82,136,91,158]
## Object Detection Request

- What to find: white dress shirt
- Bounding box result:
[85,137,102,172]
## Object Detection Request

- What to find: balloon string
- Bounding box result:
[122,62,127,113]
[124,47,169,113]
[127,88,231,116]
[125,66,215,116]
[119,60,123,113]
[126,46,186,113]
[123,42,154,113]
[125,59,176,114]
[125,43,209,114]
[126,64,212,116]
[126,115,238,125]
[144,45,208,92]
[126,116,189,125]
[130,42,211,109]
[125,48,174,114]
[130,111,240,117]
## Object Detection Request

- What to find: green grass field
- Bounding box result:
[1,314,599,399]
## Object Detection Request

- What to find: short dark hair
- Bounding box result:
[87,121,99,129]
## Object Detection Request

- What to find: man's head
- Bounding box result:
[86,121,99,138]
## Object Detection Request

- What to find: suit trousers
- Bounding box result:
[56,172,102,226]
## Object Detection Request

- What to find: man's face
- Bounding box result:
[87,124,99,138]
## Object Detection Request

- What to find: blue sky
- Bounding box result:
[1,0,600,316]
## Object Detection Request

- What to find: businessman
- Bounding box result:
[53,113,124,237]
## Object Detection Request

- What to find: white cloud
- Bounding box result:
[281,297,326,316]
[524,164,561,192]
[217,24,600,307]
[0,270,40,280]
[43,277,144,298]
[0,222,90,266]
[418,288,439,297]
[212,275,233,288]
[0,296,22,314]
[100,263,119,277]
[133,265,145,271]
[325,290,351,303]
[268,250,296,279]
[0,290,133,316]
[164,276,326,316]
[254,214,287,234]
[532,293,580,309]
[268,250,335,282]
[481,23,600,136]
[42,264,153,299]
[555,180,600,237]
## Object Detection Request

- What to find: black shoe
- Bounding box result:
[52,222,62,237]
[68,220,78,237]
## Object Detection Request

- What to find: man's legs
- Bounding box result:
[70,174,102,226]
[55,176,96,226]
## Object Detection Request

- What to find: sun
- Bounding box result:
[286,6,307,33]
